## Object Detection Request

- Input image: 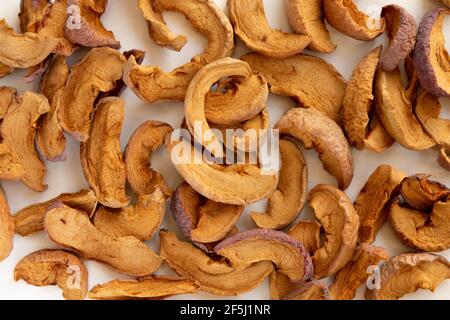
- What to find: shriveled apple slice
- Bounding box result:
[275,107,353,190]
[241,53,346,123]
[166,138,277,206]
[159,230,273,296]
[92,188,167,241]
[380,4,417,71]
[214,229,313,282]
[415,90,450,149]
[228,0,311,58]
[323,0,385,41]
[251,139,308,229]
[414,7,450,97]
[389,199,450,252]
[375,68,435,150]
[366,253,450,300]
[400,174,450,210]
[88,275,198,300]
[308,184,359,279]
[287,0,336,53]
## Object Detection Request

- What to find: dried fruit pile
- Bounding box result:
[0,0,449,300]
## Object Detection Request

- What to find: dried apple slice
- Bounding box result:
[228,0,310,58]
[0,19,63,69]
[375,68,436,150]
[37,56,69,162]
[205,74,268,126]
[251,139,308,229]
[56,47,126,142]
[343,46,388,150]
[89,276,198,300]
[124,0,234,103]
[14,249,88,300]
[275,107,354,190]
[14,189,97,237]
[171,182,243,244]
[125,121,173,197]
[389,199,450,252]
[159,230,273,296]
[414,7,450,97]
[65,0,120,49]
[308,184,359,279]
[92,188,167,241]
[166,138,277,206]
[0,188,13,263]
[400,174,450,210]
[354,165,406,244]
[366,253,450,300]
[214,229,313,282]
[323,0,385,41]
[241,53,346,123]
[287,0,336,53]
[415,90,450,149]
[45,204,162,276]
[0,92,50,191]
[80,97,129,208]
[380,5,417,71]
[329,244,389,300]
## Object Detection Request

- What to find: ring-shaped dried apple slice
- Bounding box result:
[88,275,198,300]
[14,189,98,237]
[389,199,450,252]
[185,58,260,154]
[0,188,13,263]
[329,244,389,300]
[366,253,450,300]
[343,46,392,151]
[323,0,385,41]
[354,165,406,244]
[125,121,173,197]
[171,182,243,246]
[400,174,450,210]
[375,68,436,150]
[214,229,313,282]
[205,74,268,126]
[37,56,69,162]
[92,187,167,241]
[380,5,417,72]
[159,230,273,296]
[308,184,359,279]
[0,92,50,191]
[415,90,450,149]
[44,204,162,277]
[251,139,308,229]
[0,19,63,69]
[166,135,278,206]
[275,107,354,190]
[65,0,120,49]
[286,0,336,53]
[14,249,88,300]
[414,7,450,97]
[80,97,129,208]
[124,0,234,103]
[228,0,311,58]
[241,53,346,123]
[56,48,126,142]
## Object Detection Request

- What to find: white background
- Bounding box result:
[0,0,449,300]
